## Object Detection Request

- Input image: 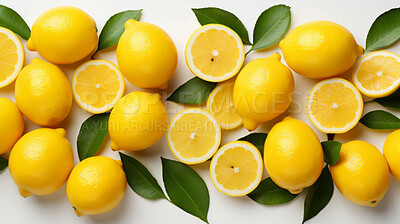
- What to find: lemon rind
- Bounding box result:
[0,27,24,88]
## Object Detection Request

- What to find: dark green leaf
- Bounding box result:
[0,5,30,40]
[98,9,142,51]
[120,153,166,199]
[166,77,217,105]
[366,8,400,52]
[250,5,291,52]
[374,88,400,109]
[360,110,400,129]
[0,157,8,171]
[321,141,341,165]
[192,7,251,45]
[248,177,297,205]
[77,113,110,161]
[161,157,209,223]
[238,132,268,156]
[303,166,333,223]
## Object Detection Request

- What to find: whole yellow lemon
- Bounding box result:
[9,128,73,197]
[66,156,126,216]
[280,21,364,79]
[331,140,390,207]
[15,58,72,127]
[116,19,177,89]
[264,116,324,194]
[109,91,168,151]
[0,97,24,154]
[27,6,98,64]
[384,130,400,181]
[233,53,294,131]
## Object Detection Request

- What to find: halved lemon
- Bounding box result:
[72,60,125,114]
[352,51,400,98]
[0,27,24,88]
[167,108,221,164]
[207,79,242,130]
[307,78,363,134]
[185,24,245,82]
[210,141,263,197]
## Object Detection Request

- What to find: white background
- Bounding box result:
[1,0,400,223]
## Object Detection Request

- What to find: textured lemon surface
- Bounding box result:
[0,97,24,154]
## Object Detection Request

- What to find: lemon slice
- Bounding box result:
[307,78,363,134]
[167,108,221,164]
[72,60,125,114]
[207,79,242,130]
[352,51,400,98]
[0,27,24,88]
[210,141,263,197]
[185,24,245,82]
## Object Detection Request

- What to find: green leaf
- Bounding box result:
[77,113,110,161]
[0,157,8,171]
[98,9,142,51]
[374,88,400,109]
[166,77,217,105]
[238,132,268,156]
[250,4,291,52]
[0,5,30,40]
[321,141,341,165]
[248,177,297,205]
[119,153,166,200]
[366,8,400,52]
[360,110,400,129]
[192,7,251,45]
[303,166,333,223]
[161,157,209,223]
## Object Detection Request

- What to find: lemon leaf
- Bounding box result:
[238,132,268,156]
[248,177,297,205]
[161,157,209,223]
[374,88,400,109]
[98,9,142,51]
[366,8,400,52]
[0,5,30,40]
[303,166,333,223]
[360,110,400,129]
[166,77,217,105]
[77,113,110,161]
[321,141,341,165]
[0,157,7,171]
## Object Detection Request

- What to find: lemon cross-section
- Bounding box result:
[0,27,24,88]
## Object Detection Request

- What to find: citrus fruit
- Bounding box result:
[264,116,324,194]
[307,78,363,134]
[207,79,242,130]
[116,19,177,89]
[233,53,294,131]
[72,60,125,114]
[66,156,126,216]
[167,108,221,164]
[210,141,263,197]
[352,51,400,98]
[280,21,364,79]
[331,140,390,207]
[109,91,168,151]
[0,97,24,154]
[383,130,400,181]
[15,58,72,127]
[9,128,73,197]
[0,27,24,88]
[185,24,245,82]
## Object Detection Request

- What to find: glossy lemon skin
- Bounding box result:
[280,21,364,79]
[9,128,73,197]
[384,130,400,181]
[109,91,168,151]
[331,140,390,207]
[27,6,98,64]
[15,58,72,127]
[67,156,126,216]
[233,53,294,131]
[0,97,24,154]
[116,19,177,89]
[264,116,324,194]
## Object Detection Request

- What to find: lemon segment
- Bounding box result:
[352,51,400,98]
[0,27,24,88]
[210,141,263,197]
[185,24,245,82]
[167,108,221,164]
[307,78,363,134]
[72,60,125,114]
[207,79,242,129]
